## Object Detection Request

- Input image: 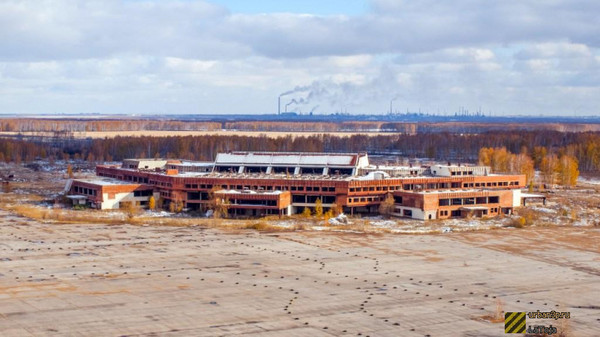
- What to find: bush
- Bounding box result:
[301,207,312,218]
[244,222,282,231]
[148,196,156,210]
[509,209,541,228]
[512,217,527,228]
[330,203,341,216]
[293,223,307,231]
[379,193,395,215]
[314,198,323,217]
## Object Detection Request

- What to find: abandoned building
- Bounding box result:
[65,177,159,210]
[65,151,526,220]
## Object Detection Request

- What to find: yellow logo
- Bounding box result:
[505,312,526,333]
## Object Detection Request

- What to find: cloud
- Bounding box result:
[0,0,234,61]
[515,42,592,60]
[3,0,599,61]
[0,0,598,115]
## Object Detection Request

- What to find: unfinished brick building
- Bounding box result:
[68,152,526,220]
[65,178,158,210]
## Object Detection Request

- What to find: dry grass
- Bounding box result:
[555,314,572,337]
[478,298,505,323]
[241,222,289,232]
[328,220,370,232]
[2,199,363,233]
[1,200,308,232]
[7,204,126,225]
[4,181,600,236]
[508,208,548,228]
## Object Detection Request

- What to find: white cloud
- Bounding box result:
[515,42,592,60]
[0,0,598,115]
[165,57,216,73]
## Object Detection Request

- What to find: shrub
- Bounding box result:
[379,193,395,215]
[293,223,307,231]
[148,196,156,210]
[314,198,323,217]
[301,207,312,218]
[330,203,341,216]
[511,217,527,228]
[244,222,283,231]
[509,208,541,228]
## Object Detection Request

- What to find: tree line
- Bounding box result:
[0,119,417,133]
[0,130,599,173]
[478,147,579,187]
[4,118,600,134]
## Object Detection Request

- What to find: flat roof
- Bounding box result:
[215,152,362,167]
[170,161,214,167]
[521,193,546,198]
[363,165,424,170]
[99,165,524,183]
[215,189,284,195]
[175,172,212,177]
[73,178,144,186]
[405,189,505,195]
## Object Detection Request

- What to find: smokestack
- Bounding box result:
[278,96,281,115]
[389,96,398,115]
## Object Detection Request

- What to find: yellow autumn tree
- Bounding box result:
[511,153,535,185]
[531,146,547,169]
[558,154,579,188]
[148,196,156,210]
[314,198,323,217]
[301,207,312,218]
[66,164,74,178]
[478,147,493,167]
[491,147,511,173]
[207,187,229,218]
[378,193,396,215]
[540,154,559,186]
[330,203,342,216]
[323,208,334,220]
[479,147,512,173]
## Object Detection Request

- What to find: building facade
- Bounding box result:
[66,178,159,210]
[68,151,526,219]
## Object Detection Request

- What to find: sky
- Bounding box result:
[0,0,599,116]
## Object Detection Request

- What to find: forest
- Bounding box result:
[0,131,598,178]
[3,118,600,134]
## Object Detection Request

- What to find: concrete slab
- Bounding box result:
[0,210,598,336]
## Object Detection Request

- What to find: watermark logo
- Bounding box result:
[505,312,526,334]
[504,310,570,334]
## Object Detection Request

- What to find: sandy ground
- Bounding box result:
[1,210,598,337]
[0,130,406,139]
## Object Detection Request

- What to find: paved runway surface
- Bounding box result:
[1,210,598,336]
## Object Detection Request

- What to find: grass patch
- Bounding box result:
[507,208,546,228]
[478,299,504,323]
